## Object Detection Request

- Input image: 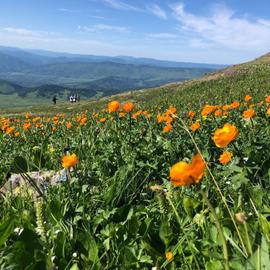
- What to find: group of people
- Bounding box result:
[52,94,81,105]
[69,94,80,103]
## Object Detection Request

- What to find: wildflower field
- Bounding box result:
[0,61,270,269]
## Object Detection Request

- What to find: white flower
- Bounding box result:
[14,227,24,235]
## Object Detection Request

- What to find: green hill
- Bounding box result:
[2,52,268,114]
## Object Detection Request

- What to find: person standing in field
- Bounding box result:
[52,95,57,105]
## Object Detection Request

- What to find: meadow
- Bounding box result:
[0,59,270,269]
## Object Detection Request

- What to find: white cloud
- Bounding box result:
[103,0,142,11]
[79,24,129,33]
[171,2,270,51]
[57,8,81,13]
[103,0,167,20]
[3,27,38,36]
[148,33,177,39]
[147,4,167,19]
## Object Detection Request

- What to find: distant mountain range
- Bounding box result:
[0,46,226,107]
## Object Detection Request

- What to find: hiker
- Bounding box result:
[52,95,57,105]
[69,95,73,103]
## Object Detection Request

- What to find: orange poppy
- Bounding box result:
[212,123,239,148]
[62,153,78,169]
[219,151,232,165]
[163,124,172,133]
[122,102,134,113]
[6,126,15,135]
[230,101,240,109]
[157,114,163,123]
[243,109,255,119]
[188,111,195,119]
[244,95,252,102]
[201,105,216,117]
[66,122,72,129]
[170,154,206,186]
[190,122,200,132]
[214,110,222,117]
[23,123,31,130]
[108,100,120,113]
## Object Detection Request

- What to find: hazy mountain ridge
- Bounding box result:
[0,46,224,107]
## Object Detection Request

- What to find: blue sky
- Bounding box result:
[0,0,270,64]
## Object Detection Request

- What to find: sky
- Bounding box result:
[0,0,270,64]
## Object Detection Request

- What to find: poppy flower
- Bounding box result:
[66,122,72,129]
[122,102,134,113]
[219,151,232,165]
[212,123,239,148]
[163,124,172,133]
[190,122,200,132]
[188,111,195,119]
[170,154,206,186]
[108,101,120,113]
[243,109,255,119]
[214,110,222,117]
[201,105,216,117]
[244,95,252,102]
[62,153,78,169]
[6,126,15,135]
[23,123,31,130]
[157,114,163,123]
[231,101,240,109]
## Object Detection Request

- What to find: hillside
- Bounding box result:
[2,52,268,114]
[0,47,219,108]
[1,53,269,270]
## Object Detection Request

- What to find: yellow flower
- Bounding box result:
[48,147,55,154]
[62,154,78,169]
[165,251,174,262]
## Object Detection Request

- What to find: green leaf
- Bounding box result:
[0,216,16,246]
[159,221,171,248]
[11,156,28,173]
[206,260,223,270]
[69,263,79,270]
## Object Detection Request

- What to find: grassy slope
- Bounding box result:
[1,53,270,114]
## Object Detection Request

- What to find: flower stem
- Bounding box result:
[200,190,230,270]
